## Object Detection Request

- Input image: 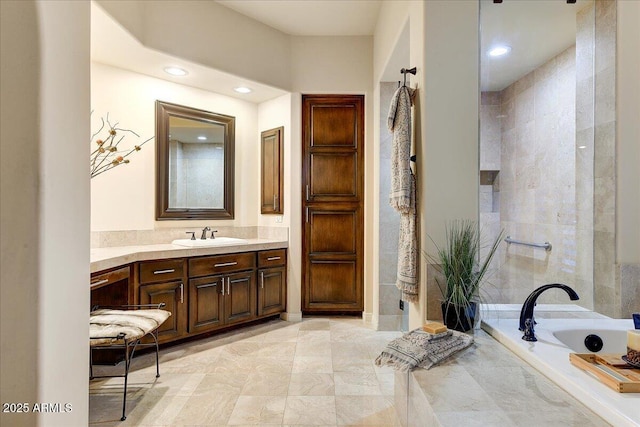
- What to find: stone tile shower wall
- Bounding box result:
[481,41,595,307]
[479,0,633,317]
[378,82,404,330]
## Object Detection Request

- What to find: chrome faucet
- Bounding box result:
[519,283,579,342]
[200,226,210,240]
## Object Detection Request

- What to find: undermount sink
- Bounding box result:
[171,237,248,247]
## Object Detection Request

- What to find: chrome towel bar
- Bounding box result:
[504,236,552,251]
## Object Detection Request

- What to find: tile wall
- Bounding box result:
[90,226,288,248]
[479,7,596,308]
[378,82,404,330]
[479,0,637,319]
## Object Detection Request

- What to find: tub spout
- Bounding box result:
[519,283,579,342]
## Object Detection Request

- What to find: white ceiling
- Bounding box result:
[92,0,590,101]
[215,0,382,36]
[91,2,288,104]
[481,0,592,91]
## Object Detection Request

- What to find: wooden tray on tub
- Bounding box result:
[570,353,640,393]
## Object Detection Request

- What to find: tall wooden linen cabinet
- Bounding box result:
[302,94,364,314]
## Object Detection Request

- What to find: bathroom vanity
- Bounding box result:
[90,239,287,345]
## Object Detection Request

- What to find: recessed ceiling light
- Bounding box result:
[234,86,252,94]
[488,46,511,57]
[197,136,207,141]
[164,67,188,76]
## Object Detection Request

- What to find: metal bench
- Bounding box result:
[89,304,171,421]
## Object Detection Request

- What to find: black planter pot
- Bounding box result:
[441,301,477,332]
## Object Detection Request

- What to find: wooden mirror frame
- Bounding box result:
[155,100,235,220]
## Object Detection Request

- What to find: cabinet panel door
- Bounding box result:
[258,267,286,317]
[139,281,187,342]
[189,275,224,334]
[304,205,362,312]
[302,94,364,313]
[225,271,256,325]
[261,126,284,214]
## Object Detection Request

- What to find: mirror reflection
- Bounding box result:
[168,116,225,209]
[156,101,235,220]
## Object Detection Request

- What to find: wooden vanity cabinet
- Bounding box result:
[137,258,188,343]
[188,252,256,333]
[257,249,287,317]
[117,248,287,345]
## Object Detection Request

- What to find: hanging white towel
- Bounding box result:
[388,86,418,302]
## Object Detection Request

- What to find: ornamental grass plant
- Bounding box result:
[432,220,504,330]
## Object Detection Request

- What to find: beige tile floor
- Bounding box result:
[90,317,403,426]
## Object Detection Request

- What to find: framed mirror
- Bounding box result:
[156,101,235,219]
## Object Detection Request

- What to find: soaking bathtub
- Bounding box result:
[481,306,639,427]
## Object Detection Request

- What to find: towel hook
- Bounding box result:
[400,67,417,87]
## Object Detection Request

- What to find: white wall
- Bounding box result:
[372,2,412,330]
[373,1,411,83]
[616,0,640,265]
[91,62,259,231]
[257,94,292,229]
[1,2,41,424]
[419,1,480,328]
[1,1,90,426]
[290,36,375,316]
[257,94,301,319]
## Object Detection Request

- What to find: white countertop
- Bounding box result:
[90,238,288,273]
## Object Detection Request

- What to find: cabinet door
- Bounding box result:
[302,95,364,313]
[261,126,284,214]
[258,267,286,317]
[139,281,187,342]
[225,271,256,325]
[189,275,225,334]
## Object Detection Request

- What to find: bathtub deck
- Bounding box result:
[480,308,639,427]
[394,326,612,427]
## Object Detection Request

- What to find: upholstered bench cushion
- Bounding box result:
[90,309,171,346]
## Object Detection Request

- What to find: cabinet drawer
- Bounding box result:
[91,265,130,290]
[139,259,185,284]
[258,249,286,268]
[189,252,255,278]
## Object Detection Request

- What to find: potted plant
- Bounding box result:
[431,220,504,332]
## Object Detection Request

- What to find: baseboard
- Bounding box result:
[363,312,374,326]
[280,311,302,322]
